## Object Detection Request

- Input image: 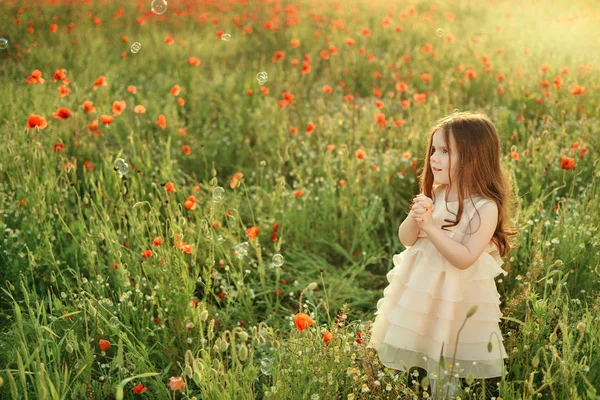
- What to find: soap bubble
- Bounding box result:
[453,108,460,113]
[256,72,268,84]
[260,357,272,375]
[436,28,444,37]
[221,34,231,41]
[0,38,8,50]
[113,158,129,176]
[213,186,224,202]
[131,42,141,53]
[109,316,120,327]
[234,242,249,259]
[151,0,167,15]
[272,254,284,267]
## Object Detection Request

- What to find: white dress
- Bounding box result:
[366,184,509,380]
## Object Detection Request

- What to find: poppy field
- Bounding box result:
[1,0,599,399]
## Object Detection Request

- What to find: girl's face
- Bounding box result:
[429,129,459,185]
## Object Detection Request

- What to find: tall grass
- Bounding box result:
[1,0,599,398]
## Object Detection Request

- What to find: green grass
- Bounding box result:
[1,0,600,398]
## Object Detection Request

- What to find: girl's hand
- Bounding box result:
[410,195,435,229]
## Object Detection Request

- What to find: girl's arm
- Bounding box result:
[398,211,420,247]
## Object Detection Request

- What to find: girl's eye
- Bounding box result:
[431,149,448,154]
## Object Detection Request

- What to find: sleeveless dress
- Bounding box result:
[366,184,509,380]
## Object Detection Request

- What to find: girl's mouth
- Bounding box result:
[433,167,442,172]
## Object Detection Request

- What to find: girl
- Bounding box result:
[366,111,519,398]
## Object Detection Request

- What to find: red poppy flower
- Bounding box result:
[100,115,114,125]
[26,114,48,130]
[132,383,148,394]
[26,69,45,84]
[246,226,259,241]
[294,312,315,331]
[83,100,96,113]
[93,75,107,90]
[155,114,166,129]
[168,377,185,391]
[52,107,71,120]
[112,100,126,116]
[99,339,111,352]
[561,156,575,170]
[188,56,201,66]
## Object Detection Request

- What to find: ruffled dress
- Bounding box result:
[366,184,509,380]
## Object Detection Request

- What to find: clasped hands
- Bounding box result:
[409,194,435,230]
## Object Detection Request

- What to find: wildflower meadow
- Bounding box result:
[0,0,599,399]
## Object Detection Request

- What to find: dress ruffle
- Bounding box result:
[367,239,509,379]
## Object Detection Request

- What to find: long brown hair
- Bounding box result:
[419,111,520,257]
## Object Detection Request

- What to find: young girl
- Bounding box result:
[366,111,519,398]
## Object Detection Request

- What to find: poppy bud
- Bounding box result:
[200,310,209,321]
[238,343,248,361]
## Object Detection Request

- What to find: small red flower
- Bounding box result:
[246,226,259,241]
[561,156,575,170]
[26,69,45,84]
[26,114,48,130]
[132,383,148,394]
[93,75,107,90]
[188,56,201,66]
[294,312,315,331]
[100,115,114,125]
[52,107,71,120]
[155,114,167,129]
[99,339,111,352]
[165,182,176,193]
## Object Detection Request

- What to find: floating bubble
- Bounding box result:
[453,108,460,113]
[151,0,167,15]
[109,316,120,327]
[436,28,444,37]
[234,242,249,259]
[131,42,141,53]
[213,186,225,202]
[272,254,284,267]
[256,72,268,83]
[221,34,231,41]
[0,38,7,50]
[113,158,129,176]
[260,357,272,375]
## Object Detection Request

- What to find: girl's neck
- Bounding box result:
[443,184,480,201]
